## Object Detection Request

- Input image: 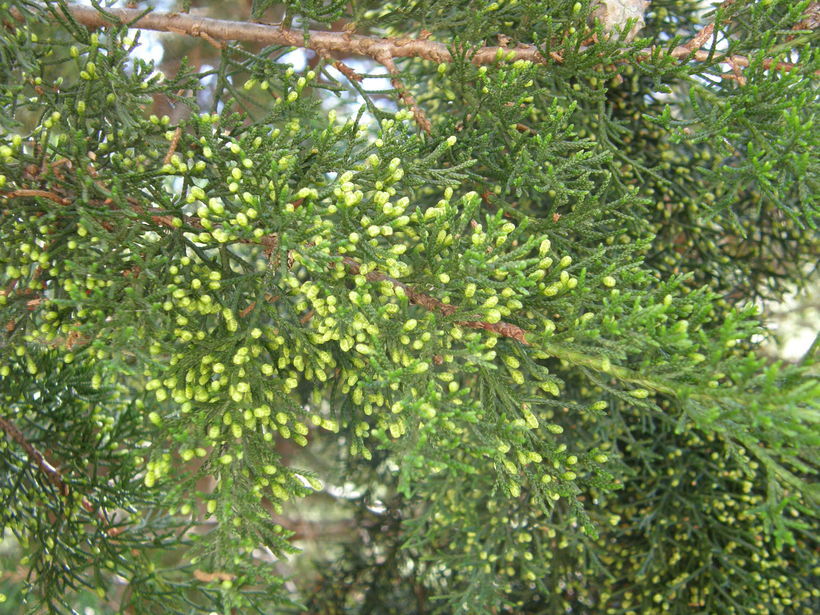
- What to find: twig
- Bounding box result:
[239,301,256,318]
[670,0,805,78]
[0,415,69,496]
[312,44,364,83]
[670,0,803,74]
[727,56,747,86]
[677,50,801,74]
[193,569,236,583]
[162,126,183,165]
[339,257,530,345]
[0,415,124,534]
[1,188,70,205]
[332,59,363,82]
[680,22,714,54]
[378,54,431,134]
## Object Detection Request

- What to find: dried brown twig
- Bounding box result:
[2,188,70,205]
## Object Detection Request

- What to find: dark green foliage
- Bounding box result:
[0,0,817,613]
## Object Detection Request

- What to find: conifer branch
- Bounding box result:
[377,54,432,134]
[340,257,530,345]
[0,415,126,533]
[3,1,817,611]
[541,342,677,396]
[0,415,69,496]
[3,181,527,345]
[791,1,819,36]
[29,2,809,79]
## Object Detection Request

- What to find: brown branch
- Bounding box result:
[0,415,69,496]
[332,59,363,82]
[727,56,747,86]
[340,257,530,345]
[5,178,528,344]
[193,569,236,583]
[311,44,364,82]
[41,3,451,63]
[676,50,802,74]
[14,190,528,344]
[378,54,432,134]
[1,189,70,205]
[162,126,183,165]
[31,1,810,79]
[668,0,810,74]
[680,22,714,54]
[167,25,224,50]
[3,182,190,234]
[0,415,124,534]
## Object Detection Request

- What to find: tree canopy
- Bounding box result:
[0,1,817,613]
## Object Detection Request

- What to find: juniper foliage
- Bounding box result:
[0,1,817,613]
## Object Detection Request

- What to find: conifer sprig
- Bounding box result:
[1,1,817,613]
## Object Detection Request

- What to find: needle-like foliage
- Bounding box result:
[0,1,817,613]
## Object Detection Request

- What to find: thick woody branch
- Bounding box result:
[36,2,808,75]
[44,2,453,63]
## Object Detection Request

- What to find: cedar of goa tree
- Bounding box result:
[0,0,817,613]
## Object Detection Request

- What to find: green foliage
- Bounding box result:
[0,0,817,613]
